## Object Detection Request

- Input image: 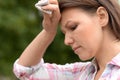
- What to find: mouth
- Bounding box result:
[72,46,81,53]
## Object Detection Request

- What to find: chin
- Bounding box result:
[78,55,93,61]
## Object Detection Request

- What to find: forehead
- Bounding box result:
[60,8,90,27]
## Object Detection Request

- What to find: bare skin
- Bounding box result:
[60,7,120,79]
[18,0,61,66]
[17,0,120,80]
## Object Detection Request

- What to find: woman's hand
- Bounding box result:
[42,0,61,34]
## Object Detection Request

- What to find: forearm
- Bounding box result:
[17,0,60,67]
[18,29,56,67]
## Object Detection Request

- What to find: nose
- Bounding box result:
[64,33,73,46]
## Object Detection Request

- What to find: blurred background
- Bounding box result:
[0,0,120,80]
[0,0,80,79]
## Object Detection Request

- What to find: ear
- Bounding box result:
[96,7,109,27]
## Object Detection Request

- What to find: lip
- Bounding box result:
[72,46,81,52]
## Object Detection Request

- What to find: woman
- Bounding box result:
[13,0,120,80]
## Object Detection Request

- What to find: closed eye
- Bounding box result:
[69,25,77,31]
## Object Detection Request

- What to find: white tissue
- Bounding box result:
[35,0,52,14]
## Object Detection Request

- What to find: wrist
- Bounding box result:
[42,29,57,40]
[43,29,57,36]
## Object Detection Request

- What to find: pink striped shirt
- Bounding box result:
[13,53,120,80]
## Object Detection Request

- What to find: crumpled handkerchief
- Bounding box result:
[35,0,52,14]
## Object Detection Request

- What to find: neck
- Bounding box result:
[95,27,120,71]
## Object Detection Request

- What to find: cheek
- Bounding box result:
[76,25,103,55]
[85,27,103,55]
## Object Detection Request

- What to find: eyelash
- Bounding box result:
[69,25,77,31]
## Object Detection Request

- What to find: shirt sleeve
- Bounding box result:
[13,59,90,80]
[13,59,44,80]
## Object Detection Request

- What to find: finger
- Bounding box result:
[49,0,58,4]
[41,8,52,14]
[42,12,51,21]
[41,4,59,13]
[42,4,60,20]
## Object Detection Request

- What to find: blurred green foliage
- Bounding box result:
[0,0,79,79]
[1,0,119,79]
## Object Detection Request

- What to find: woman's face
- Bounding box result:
[60,8,103,61]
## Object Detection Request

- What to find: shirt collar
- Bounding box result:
[108,52,120,67]
[91,58,99,71]
[91,52,120,69]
